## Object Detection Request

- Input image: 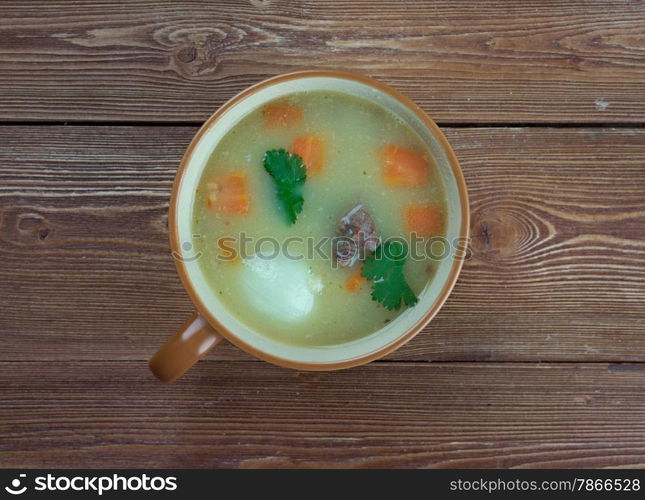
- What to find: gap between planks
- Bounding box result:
[1,360,644,369]
[0,121,644,128]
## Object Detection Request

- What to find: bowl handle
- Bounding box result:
[149,313,223,383]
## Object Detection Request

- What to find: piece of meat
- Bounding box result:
[335,204,380,267]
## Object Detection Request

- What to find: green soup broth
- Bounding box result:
[192,90,447,347]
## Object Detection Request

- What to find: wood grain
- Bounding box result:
[1,0,644,123]
[0,125,643,362]
[1,361,644,468]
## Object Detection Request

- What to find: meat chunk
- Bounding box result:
[335,204,380,267]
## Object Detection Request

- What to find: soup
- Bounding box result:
[192,90,447,347]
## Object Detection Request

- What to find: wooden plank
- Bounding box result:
[0,1,643,123]
[0,125,643,362]
[397,126,645,362]
[1,361,644,468]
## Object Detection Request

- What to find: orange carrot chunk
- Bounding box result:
[292,135,325,175]
[382,145,429,186]
[263,103,302,129]
[346,268,367,292]
[207,172,250,214]
[216,237,241,263]
[405,204,444,236]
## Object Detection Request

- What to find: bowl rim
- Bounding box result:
[169,69,470,370]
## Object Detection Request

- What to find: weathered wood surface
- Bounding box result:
[0,0,643,123]
[2,0,644,470]
[0,125,642,363]
[2,361,644,468]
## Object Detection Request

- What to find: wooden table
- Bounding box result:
[1,1,644,468]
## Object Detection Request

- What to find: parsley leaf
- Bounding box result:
[361,241,418,310]
[263,148,307,224]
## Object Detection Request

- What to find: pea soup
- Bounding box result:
[192,90,447,346]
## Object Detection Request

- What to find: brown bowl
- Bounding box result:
[150,70,469,382]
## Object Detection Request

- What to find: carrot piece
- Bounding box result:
[216,237,241,263]
[292,135,325,175]
[227,254,242,265]
[207,173,249,214]
[405,204,444,236]
[263,103,302,129]
[382,145,429,186]
[346,268,367,292]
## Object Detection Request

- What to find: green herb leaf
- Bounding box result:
[361,241,418,311]
[263,148,307,224]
